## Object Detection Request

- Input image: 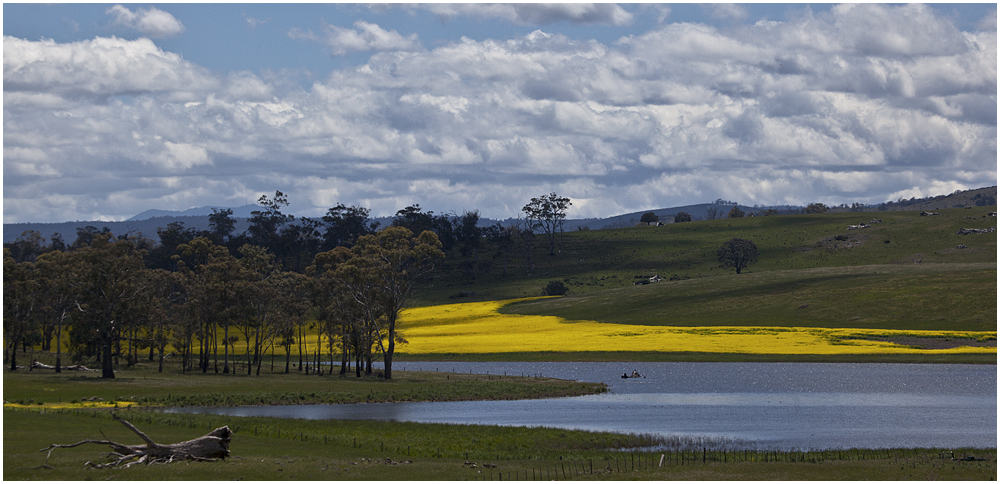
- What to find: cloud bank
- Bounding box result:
[3,5,996,223]
[106,5,185,38]
[290,21,423,56]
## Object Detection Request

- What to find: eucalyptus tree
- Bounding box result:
[270,270,310,374]
[457,210,482,281]
[308,247,363,376]
[3,248,41,370]
[232,244,281,375]
[140,269,183,372]
[34,249,78,371]
[208,208,237,245]
[321,203,376,250]
[522,193,571,256]
[174,237,241,373]
[69,234,148,379]
[391,204,435,235]
[246,191,294,256]
[71,226,111,249]
[149,222,200,270]
[280,216,323,273]
[485,222,517,277]
[6,230,48,263]
[717,238,760,275]
[335,227,444,379]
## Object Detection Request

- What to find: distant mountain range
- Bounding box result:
[5,187,995,244]
[126,204,262,221]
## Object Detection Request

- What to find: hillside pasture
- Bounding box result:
[502,263,997,332]
[415,207,997,305]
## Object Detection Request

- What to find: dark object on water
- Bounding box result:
[621,369,645,379]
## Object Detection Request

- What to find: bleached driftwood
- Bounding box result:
[30,360,97,372]
[40,414,231,468]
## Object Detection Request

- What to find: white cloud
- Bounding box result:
[3,36,218,101]
[424,3,632,26]
[710,4,748,21]
[244,14,270,29]
[106,5,185,38]
[293,21,422,56]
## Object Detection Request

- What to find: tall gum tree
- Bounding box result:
[522,193,571,256]
[336,227,443,379]
[174,237,239,373]
[3,248,39,370]
[72,235,148,379]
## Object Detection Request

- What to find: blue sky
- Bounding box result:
[3,3,997,223]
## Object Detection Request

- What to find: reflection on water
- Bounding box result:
[163,362,997,451]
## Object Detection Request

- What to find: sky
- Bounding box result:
[3,3,997,224]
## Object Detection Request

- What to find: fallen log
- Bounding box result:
[30,360,97,371]
[40,413,231,468]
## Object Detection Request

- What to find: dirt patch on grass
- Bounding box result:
[855,336,997,350]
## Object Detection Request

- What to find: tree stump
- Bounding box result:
[40,414,231,468]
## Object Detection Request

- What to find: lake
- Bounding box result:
[163,362,996,451]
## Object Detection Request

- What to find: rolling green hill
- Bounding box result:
[415,207,996,333]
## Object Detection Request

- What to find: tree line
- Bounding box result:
[4,192,573,379]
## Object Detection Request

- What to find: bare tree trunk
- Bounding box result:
[297,324,304,371]
[223,325,230,374]
[101,335,115,379]
[41,414,231,468]
[339,340,348,376]
[55,313,63,373]
[9,337,19,371]
[213,323,219,373]
[316,332,323,376]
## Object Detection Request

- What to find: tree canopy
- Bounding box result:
[522,193,572,256]
[716,238,759,275]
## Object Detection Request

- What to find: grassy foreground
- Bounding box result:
[4,408,996,480]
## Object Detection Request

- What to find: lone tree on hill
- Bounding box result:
[522,193,571,256]
[674,212,691,223]
[640,212,659,224]
[717,238,759,274]
[727,206,745,218]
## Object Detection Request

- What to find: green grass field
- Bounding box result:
[2,359,604,408]
[5,408,995,480]
[501,263,997,331]
[416,207,997,307]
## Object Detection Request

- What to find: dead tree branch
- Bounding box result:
[40,413,231,468]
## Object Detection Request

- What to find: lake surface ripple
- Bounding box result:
[164,362,996,451]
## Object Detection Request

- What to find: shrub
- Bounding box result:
[805,203,829,213]
[674,212,691,223]
[543,280,569,296]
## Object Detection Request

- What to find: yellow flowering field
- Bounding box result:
[398,298,997,356]
[3,400,138,410]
